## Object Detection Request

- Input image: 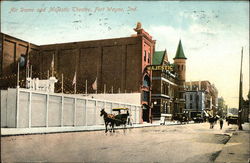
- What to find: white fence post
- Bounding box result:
[16,88,19,128]
[28,91,32,128]
[46,94,49,127]
[74,98,76,126]
[135,107,137,124]
[95,100,97,125]
[85,99,88,126]
[61,96,64,127]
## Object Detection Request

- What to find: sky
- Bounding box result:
[1,1,249,108]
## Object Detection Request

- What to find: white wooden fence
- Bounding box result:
[1,88,141,128]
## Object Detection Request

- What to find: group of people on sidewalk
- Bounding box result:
[208,116,224,129]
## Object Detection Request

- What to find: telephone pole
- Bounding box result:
[238,47,243,130]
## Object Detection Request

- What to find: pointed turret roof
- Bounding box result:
[174,40,187,59]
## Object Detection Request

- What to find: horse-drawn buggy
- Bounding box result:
[100,108,130,133]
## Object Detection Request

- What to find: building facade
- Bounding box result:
[185,81,218,116]
[185,90,205,118]
[0,33,40,89]
[0,23,155,123]
[151,40,187,120]
[217,97,228,118]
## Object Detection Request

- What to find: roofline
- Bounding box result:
[40,35,141,46]
[1,32,143,47]
[1,32,39,46]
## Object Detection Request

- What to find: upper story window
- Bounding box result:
[144,50,147,61]
[190,94,193,101]
[148,53,150,63]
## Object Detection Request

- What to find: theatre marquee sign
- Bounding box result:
[146,64,174,71]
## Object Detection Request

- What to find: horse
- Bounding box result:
[100,108,116,133]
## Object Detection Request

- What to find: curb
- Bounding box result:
[1,121,196,137]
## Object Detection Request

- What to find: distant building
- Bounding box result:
[185,90,205,118]
[217,97,228,118]
[227,108,238,116]
[185,81,218,116]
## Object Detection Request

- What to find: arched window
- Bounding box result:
[143,75,150,87]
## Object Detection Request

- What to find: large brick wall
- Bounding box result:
[0,33,39,88]
[38,36,147,94]
[0,29,155,109]
[0,29,156,122]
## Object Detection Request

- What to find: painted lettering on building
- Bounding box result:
[147,65,174,71]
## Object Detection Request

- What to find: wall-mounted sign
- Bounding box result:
[147,64,174,71]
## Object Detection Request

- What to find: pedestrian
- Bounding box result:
[219,118,223,130]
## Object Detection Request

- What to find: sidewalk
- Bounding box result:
[1,121,181,136]
[215,123,250,163]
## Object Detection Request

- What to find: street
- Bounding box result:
[1,122,240,162]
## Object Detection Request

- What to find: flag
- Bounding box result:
[26,55,29,69]
[51,54,55,76]
[92,77,97,90]
[72,72,76,85]
[51,54,54,70]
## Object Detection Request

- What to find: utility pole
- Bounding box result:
[238,47,243,130]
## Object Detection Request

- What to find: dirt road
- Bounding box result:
[1,122,238,162]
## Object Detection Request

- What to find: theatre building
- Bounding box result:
[151,40,187,121]
[0,23,155,122]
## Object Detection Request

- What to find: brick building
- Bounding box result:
[0,33,39,88]
[151,40,187,120]
[0,23,155,122]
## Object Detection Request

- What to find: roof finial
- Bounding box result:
[136,22,142,30]
[134,22,142,32]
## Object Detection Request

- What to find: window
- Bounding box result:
[142,91,149,102]
[143,75,150,87]
[190,103,193,109]
[190,94,193,101]
[148,53,150,63]
[144,51,147,61]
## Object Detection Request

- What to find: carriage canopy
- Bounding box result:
[112,108,129,111]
